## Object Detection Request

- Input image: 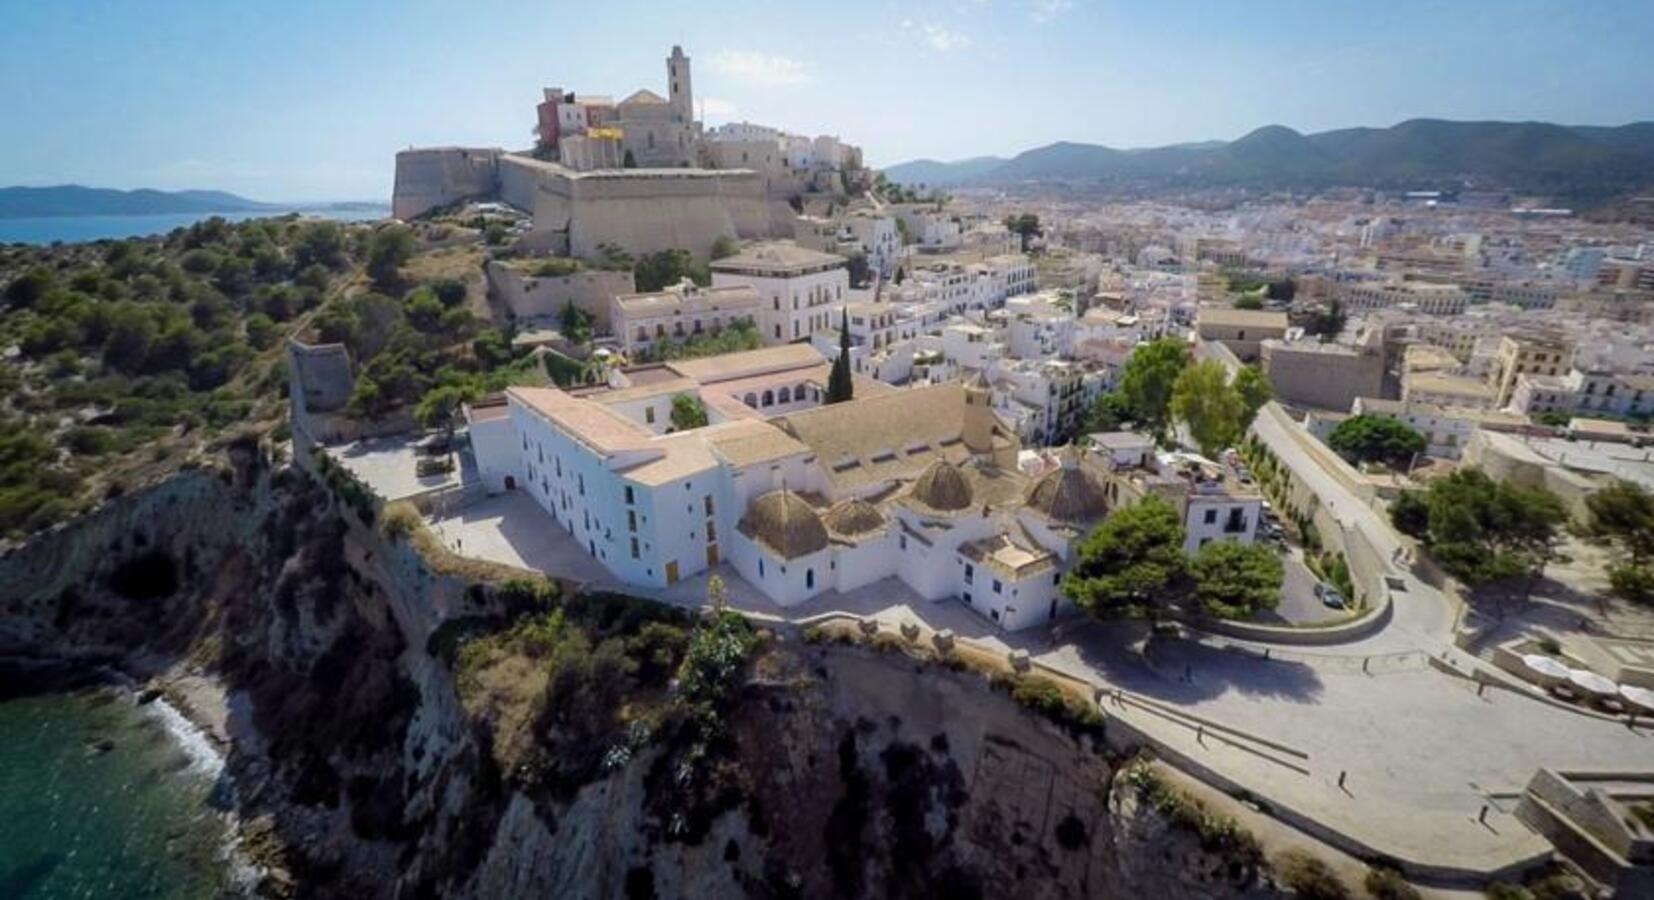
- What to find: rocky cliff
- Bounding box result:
[0,444,1287,899]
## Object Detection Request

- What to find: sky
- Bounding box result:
[2,0,1652,202]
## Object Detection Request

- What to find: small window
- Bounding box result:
[625,485,635,505]
[1204,508,1217,524]
[704,495,714,516]
[992,579,1002,594]
[806,569,815,589]
[645,406,656,424]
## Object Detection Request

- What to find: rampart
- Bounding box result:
[392,147,503,220]
[483,260,634,329]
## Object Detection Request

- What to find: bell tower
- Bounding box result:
[962,371,995,455]
[667,45,693,125]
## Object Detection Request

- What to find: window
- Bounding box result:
[778,386,791,403]
[759,559,765,578]
[763,389,774,406]
[625,485,634,505]
[1053,572,1061,586]
[1203,508,1217,524]
[964,563,974,585]
[992,579,1003,594]
[628,510,637,532]
[706,521,717,542]
[703,495,714,516]
[806,569,815,589]
[645,405,656,424]
[900,535,907,550]
[578,475,585,496]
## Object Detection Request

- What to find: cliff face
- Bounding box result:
[0,449,1266,899]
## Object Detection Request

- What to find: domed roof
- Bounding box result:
[1025,464,1109,524]
[910,460,974,512]
[740,490,829,559]
[823,498,885,537]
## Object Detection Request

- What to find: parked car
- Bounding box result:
[1313,582,1347,609]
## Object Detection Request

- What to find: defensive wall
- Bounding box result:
[392,147,503,220]
[393,148,798,261]
[482,260,634,330]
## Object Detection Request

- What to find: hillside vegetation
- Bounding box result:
[0,215,534,542]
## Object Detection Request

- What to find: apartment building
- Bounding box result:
[710,242,849,344]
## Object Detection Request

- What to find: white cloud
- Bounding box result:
[707,50,811,86]
[904,20,973,52]
[1031,0,1073,22]
[698,97,739,119]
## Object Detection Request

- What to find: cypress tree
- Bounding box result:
[826,307,853,404]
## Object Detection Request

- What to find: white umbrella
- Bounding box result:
[1619,684,1654,712]
[1568,669,1619,697]
[1521,654,1571,682]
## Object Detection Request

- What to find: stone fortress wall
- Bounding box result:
[391,148,797,261]
[391,147,503,220]
[482,261,634,329]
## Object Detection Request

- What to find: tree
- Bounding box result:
[670,393,709,431]
[1583,480,1654,564]
[1232,366,1273,424]
[559,301,593,345]
[1389,490,1430,538]
[1232,293,1264,310]
[415,383,477,439]
[4,267,55,310]
[633,249,707,293]
[366,224,416,290]
[710,235,739,260]
[1609,564,1654,607]
[1305,299,1346,341]
[1081,391,1135,434]
[404,288,447,333]
[430,278,468,307]
[1119,338,1189,441]
[845,252,871,287]
[826,308,854,404]
[1062,496,1188,619]
[1410,468,1569,591]
[1004,213,1043,252]
[1189,540,1283,619]
[1327,415,1425,468]
[1171,359,1246,457]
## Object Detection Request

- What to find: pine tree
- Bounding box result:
[826,307,853,404]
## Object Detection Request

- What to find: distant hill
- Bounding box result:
[880,156,1006,188]
[0,185,278,218]
[883,119,1654,196]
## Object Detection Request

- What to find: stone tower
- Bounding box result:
[667,45,693,125]
[962,370,996,455]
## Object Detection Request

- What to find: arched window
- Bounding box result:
[806,568,815,589]
[744,392,758,407]
[636,326,647,341]
[795,382,808,400]
[762,389,774,407]
[778,386,791,403]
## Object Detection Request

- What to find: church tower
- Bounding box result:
[962,370,996,455]
[667,45,693,125]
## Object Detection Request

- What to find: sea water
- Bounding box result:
[0,207,388,245]
[0,686,244,899]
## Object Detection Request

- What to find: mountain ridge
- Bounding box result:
[0,185,279,218]
[881,119,1654,195]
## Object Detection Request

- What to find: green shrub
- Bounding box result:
[1484,883,1531,900]
[1363,866,1420,900]
[1274,849,1348,899]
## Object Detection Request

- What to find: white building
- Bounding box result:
[710,242,850,344]
[611,282,763,354]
